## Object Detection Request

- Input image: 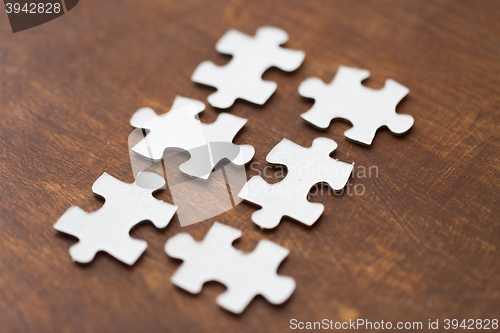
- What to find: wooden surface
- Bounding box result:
[1,1,499,332]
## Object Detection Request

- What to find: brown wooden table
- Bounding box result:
[1,1,499,332]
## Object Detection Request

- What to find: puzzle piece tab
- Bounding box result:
[192,26,305,109]
[238,138,353,229]
[299,66,414,145]
[130,96,255,179]
[165,222,295,314]
[54,172,177,265]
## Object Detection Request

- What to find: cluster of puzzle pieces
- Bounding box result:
[54,26,413,314]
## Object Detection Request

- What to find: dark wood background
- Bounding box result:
[1,0,499,332]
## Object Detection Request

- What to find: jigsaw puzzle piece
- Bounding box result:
[300,65,413,145]
[54,172,177,265]
[131,101,206,161]
[165,222,295,314]
[239,177,326,228]
[239,138,353,229]
[193,59,279,109]
[192,26,305,109]
[216,239,295,313]
[55,203,150,265]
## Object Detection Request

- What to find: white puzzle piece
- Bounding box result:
[165,222,295,314]
[238,138,353,229]
[130,96,255,179]
[192,26,305,109]
[299,65,414,146]
[54,172,177,265]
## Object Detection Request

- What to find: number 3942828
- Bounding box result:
[444,319,498,330]
[5,3,62,14]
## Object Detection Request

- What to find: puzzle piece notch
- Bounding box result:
[238,137,353,229]
[299,65,414,145]
[131,96,255,179]
[192,26,305,109]
[165,222,295,314]
[54,172,177,265]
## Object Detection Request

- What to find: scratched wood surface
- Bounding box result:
[1,0,499,332]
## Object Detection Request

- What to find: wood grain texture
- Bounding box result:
[1,0,499,331]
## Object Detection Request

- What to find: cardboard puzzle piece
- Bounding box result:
[238,138,353,229]
[192,26,305,109]
[130,96,255,179]
[299,66,414,145]
[54,172,177,265]
[165,222,295,314]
